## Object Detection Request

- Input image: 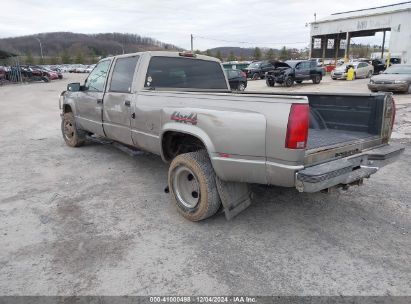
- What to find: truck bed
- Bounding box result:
[308,129,377,150]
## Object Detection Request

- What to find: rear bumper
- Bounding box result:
[295,144,405,193]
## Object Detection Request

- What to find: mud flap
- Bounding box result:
[215,177,252,220]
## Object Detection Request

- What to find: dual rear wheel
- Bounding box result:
[168,150,221,221]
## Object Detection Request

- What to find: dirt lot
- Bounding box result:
[0,74,410,296]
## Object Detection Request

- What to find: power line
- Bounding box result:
[193,35,308,46]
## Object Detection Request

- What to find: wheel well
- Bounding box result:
[162,131,206,162]
[63,104,72,113]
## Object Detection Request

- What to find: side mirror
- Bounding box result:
[67,82,80,92]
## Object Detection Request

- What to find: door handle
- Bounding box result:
[124,100,131,107]
[97,98,103,104]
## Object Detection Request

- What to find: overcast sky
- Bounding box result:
[0,0,401,50]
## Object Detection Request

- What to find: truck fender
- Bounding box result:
[160,122,217,161]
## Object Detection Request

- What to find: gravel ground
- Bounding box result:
[0,74,410,296]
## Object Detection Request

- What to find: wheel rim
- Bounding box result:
[63,120,75,140]
[172,166,200,209]
[239,83,245,91]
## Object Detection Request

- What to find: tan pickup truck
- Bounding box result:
[59,51,404,221]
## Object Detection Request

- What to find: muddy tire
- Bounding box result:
[168,150,221,221]
[61,112,85,147]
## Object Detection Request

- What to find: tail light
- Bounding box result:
[241,71,246,78]
[285,103,309,149]
[391,97,396,130]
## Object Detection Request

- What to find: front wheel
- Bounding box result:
[312,74,321,84]
[61,112,85,147]
[238,82,246,91]
[266,78,275,87]
[168,150,221,221]
[284,77,294,87]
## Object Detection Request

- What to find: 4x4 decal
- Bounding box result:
[170,111,198,125]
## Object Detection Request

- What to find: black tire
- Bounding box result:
[238,82,246,91]
[312,74,321,84]
[296,80,303,84]
[168,150,221,221]
[284,77,294,87]
[266,78,274,87]
[61,112,85,147]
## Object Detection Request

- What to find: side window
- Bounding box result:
[85,60,111,92]
[109,56,139,93]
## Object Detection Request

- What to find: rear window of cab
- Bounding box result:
[145,56,227,90]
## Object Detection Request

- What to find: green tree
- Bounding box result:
[239,53,246,61]
[75,52,84,64]
[265,48,274,60]
[50,55,60,65]
[216,50,223,61]
[253,47,262,60]
[227,51,237,61]
[194,49,201,54]
[38,57,45,65]
[279,46,288,60]
[206,49,213,57]
[25,52,34,65]
[61,50,71,64]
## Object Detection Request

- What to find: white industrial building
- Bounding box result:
[310,1,411,64]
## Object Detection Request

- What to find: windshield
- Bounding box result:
[383,65,411,74]
[285,61,299,68]
[248,62,261,68]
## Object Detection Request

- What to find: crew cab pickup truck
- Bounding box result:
[266,60,325,87]
[60,51,404,221]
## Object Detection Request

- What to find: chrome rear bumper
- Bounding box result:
[295,144,405,193]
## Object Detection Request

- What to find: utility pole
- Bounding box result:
[34,37,43,60]
[190,34,193,52]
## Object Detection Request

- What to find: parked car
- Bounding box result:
[309,58,323,67]
[368,59,386,74]
[225,69,247,91]
[368,64,411,93]
[265,60,324,87]
[243,60,274,79]
[331,62,374,80]
[35,66,60,80]
[60,51,403,221]
[0,66,6,81]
